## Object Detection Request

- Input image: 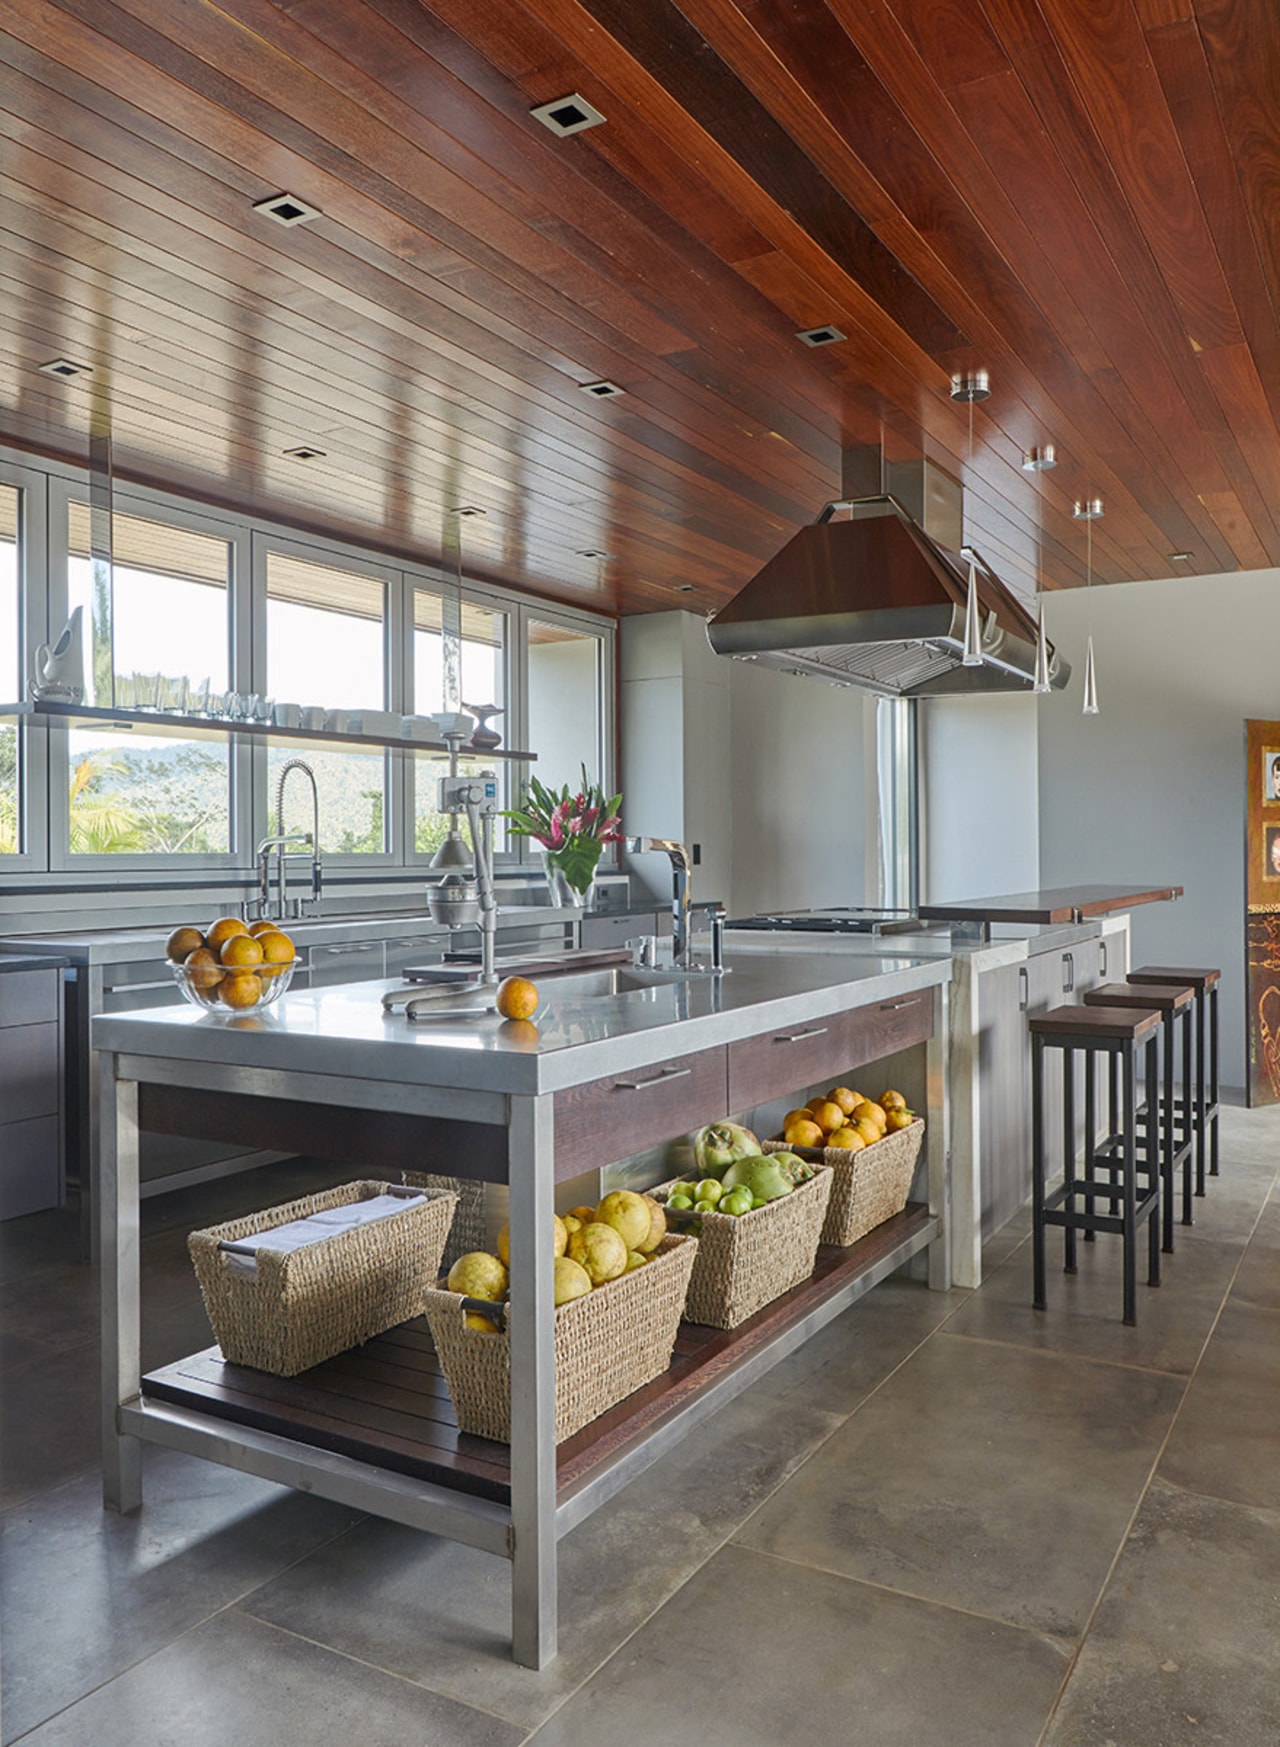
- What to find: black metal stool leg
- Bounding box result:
[1122,1043,1138,1326]
[1209,983,1220,1178]
[1032,1033,1047,1311]
[1180,1004,1194,1226]
[1146,1033,1161,1287]
[1195,990,1207,1197]
[1084,1049,1097,1243]
[1161,1012,1174,1253]
[1063,1044,1077,1275]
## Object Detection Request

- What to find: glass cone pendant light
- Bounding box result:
[951,372,989,667]
[1081,635,1099,714]
[1073,498,1103,715]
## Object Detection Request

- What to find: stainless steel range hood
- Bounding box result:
[706,458,1069,697]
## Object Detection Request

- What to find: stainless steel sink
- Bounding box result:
[539,966,694,998]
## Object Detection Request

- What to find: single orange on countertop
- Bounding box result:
[206,916,250,951]
[220,932,265,968]
[166,925,206,963]
[219,969,263,1008]
[183,946,224,989]
[496,975,539,1020]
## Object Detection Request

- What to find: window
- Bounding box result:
[263,549,388,854]
[0,486,19,853]
[412,587,507,855]
[526,618,604,793]
[65,503,232,855]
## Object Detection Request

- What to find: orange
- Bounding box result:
[183,946,224,990]
[810,1099,846,1136]
[853,1116,882,1147]
[881,1090,908,1111]
[782,1108,812,1131]
[854,1099,888,1130]
[784,1117,825,1149]
[885,1108,916,1131]
[206,916,250,951]
[247,919,282,937]
[259,929,294,963]
[828,1086,859,1117]
[826,1127,866,1151]
[496,975,539,1020]
[219,970,263,1008]
[166,925,205,963]
[220,932,265,968]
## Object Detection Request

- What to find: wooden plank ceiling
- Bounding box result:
[2,0,1278,619]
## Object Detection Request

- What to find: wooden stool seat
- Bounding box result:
[1029,1004,1162,1326]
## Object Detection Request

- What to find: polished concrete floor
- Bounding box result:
[3,1103,1278,1746]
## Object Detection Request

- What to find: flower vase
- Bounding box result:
[541,854,595,910]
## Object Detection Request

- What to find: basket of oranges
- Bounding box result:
[766,1087,925,1247]
[166,917,299,1016]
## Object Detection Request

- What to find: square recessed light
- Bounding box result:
[38,357,92,379]
[449,504,486,517]
[283,445,326,460]
[796,325,846,348]
[531,94,606,137]
[1168,551,1193,562]
[578,379,625,399]
[253,192,322,227]
[575,548,611,559]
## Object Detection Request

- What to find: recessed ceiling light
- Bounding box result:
[530,94,606,137]
[1021,444,1057,471]
[1168,551,1193,562]
[796,325,846,348]
[575,548,611,559]
[283,445,326,460]
[38,357,92,379]
[578,379,625,399]
[448,505,486,517]
[253,192,322,227]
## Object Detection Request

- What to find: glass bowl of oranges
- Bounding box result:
[167,918,299,1016]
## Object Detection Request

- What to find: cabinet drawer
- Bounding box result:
[0,1114,61,1219]
[0,1021,60,1123]
[554,1045,728,1180]
[0,969,60,1029]
[728,992,933,1109]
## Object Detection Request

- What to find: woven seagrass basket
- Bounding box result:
[423,1232,696,1444]
[405,1172,488,1272]
[188,1180,457,1377]
[653,1166,832,1330]
[764,1119,924,1246]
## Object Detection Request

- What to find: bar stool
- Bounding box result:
[1128,966,1221,1194]
[1083,981,1195,1248]
[1031,1003,1162,1326]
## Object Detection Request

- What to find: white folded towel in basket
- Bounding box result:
[220,1189,427,1276]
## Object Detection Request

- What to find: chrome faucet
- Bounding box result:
[624,836,695,968]
[262,759,322,920]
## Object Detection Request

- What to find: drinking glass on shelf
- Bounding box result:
[131,671,155,709]
[113,674,134,709]
[189,677,212,716]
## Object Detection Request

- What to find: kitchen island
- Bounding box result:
[94,948,949,1668]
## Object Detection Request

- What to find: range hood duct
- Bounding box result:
[706,459,1069,698]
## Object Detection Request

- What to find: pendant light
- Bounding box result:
[1073,498,1103,715]
[1032,514,1052,695]
[951,371,990,666]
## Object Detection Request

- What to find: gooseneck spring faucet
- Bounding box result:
[256,759,323,921]
[624,836,694,967]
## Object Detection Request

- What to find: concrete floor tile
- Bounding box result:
[748,1275,968,1412]
[944,1224,1240,1375]
[1230,1196,1280,1313]
[240,1388,844,1730]
[525,1542,1070,1747]
[1,1341,99,1509]
[1157,1301,1280,1511]
[1043,1481,1280,1747]
[14,1609,524,1747]
[738,1333,1183,1638]
[1,1449,365,1743]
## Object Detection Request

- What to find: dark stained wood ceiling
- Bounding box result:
[2,0,1278,619]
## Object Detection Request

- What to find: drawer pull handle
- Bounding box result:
[880,999,919,1012]
[1019,966,1029,1012]
[774,1026,829,1043]
[611,1066,693,1092]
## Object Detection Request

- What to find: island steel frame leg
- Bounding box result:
[926,983,951,1291]
[100,1059,143,1514]
[506,1092,558,1668]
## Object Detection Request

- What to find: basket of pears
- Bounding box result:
[422,1190,696,1444]
[651,1122,833,1330]
[763,1088,925,1246]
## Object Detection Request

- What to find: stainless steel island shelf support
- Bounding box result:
[97,972,950,1671]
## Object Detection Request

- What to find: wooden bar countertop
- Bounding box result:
[917,884,1183,926]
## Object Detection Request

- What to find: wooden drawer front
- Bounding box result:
[728,992,933,1109]
[0,970,59,1030]
[0,1022,60,1123]
[0,1115,61,1219]
[554,1045,728,1180]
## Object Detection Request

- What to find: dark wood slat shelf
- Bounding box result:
[0,701,534,760]
[143,1204,935,1512]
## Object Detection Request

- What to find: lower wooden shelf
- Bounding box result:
[143,1203,936,1517]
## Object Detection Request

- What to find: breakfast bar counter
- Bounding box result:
[93,950,950,1668]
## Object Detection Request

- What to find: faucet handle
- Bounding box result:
[625,934,660,969]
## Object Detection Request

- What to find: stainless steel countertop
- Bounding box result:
[90,950,949,1097]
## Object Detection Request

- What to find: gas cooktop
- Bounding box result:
[725,908,928,936]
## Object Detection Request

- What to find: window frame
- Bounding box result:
[0,458,50,873]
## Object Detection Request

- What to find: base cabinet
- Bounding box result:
[0,969,63,1218]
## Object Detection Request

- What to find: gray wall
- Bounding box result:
[919,694,1040,903]
[1037,569,1261,1086]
